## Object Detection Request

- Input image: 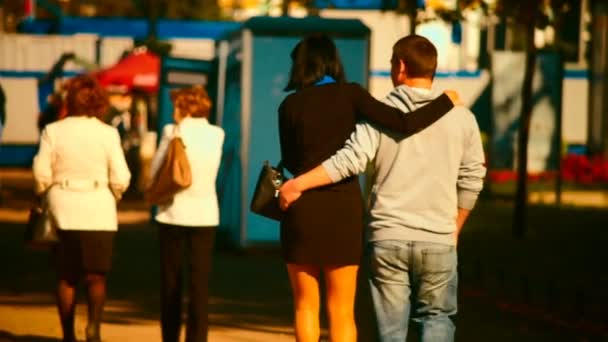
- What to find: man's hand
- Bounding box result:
[279,179,302,211]
[444,90,463,106]
[454,207,471,246]
[279,165,334,210]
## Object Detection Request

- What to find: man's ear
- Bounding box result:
[399,60,407,76]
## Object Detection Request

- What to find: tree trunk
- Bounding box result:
[409,10,417,35]
[147,0,159,39]
[588,0,608,158]
[402,0,417,35]
[513,0,538,239]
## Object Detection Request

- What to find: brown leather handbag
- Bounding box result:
[145,130,192,206]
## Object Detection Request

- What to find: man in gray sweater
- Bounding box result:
[279,35,486,341]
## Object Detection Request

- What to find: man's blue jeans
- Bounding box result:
[368,240,458,342]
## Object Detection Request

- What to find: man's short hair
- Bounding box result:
[392,35,438,80]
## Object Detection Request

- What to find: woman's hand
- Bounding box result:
[279,179,302,211]
[444,90,463,106]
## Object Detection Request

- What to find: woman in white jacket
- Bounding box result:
[32,76,131,342]
[150,85,224,342]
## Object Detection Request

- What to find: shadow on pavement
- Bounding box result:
[0,330,59,342]
[0,221,293,333]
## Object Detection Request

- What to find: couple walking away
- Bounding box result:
[277,34,486,342]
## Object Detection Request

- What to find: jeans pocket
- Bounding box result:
[368,241,407,285]
[421,245,456,274]
[418,245,458,315]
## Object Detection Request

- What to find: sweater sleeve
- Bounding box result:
[322,122,381,182]
[107,128,132,197]
[457,113,486,210]
[351,83,453,136]
[32,127,54,194]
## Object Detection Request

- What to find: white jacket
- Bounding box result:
[151,117,225,227]
[33,116,131,231]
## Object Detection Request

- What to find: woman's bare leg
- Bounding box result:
[324,265,359,342]
[287,264,321,342]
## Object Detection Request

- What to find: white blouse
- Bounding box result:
[32,116,131,231]
[151,117,225,227]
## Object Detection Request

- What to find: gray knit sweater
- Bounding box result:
[322,85,486,246]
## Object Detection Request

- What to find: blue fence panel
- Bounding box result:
[157,20,242,40]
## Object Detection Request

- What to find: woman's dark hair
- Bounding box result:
[284,34,346,91]
[65,75,109,119]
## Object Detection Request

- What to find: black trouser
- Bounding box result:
[158,222,216,342]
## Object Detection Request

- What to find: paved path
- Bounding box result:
[0,220,296,342]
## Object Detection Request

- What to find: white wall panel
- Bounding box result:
[0,77,40,144]
[99,37,134,67]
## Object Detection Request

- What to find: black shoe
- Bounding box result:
[85,323,101,342]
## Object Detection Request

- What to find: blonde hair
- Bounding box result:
[170,85,212,118]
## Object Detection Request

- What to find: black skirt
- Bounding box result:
[54,230,116,275]
[280,181,364,266]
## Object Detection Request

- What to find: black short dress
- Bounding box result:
[278,83,453,266]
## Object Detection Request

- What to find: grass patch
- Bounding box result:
[459,200,608,327]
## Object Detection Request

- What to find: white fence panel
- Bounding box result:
[0,34,97,71]
[100,37,134,67]
[0,77,40,144]
[169,38,216,60]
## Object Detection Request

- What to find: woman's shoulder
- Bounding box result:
[304,82,363,96]
[180,120,224,140]
[280,91,298,108]
[160,123,177,137]
[343,82,366,93]
[208,123,224,136]
[46,116,105,130]
[281,83,348,103]
[90,118,121,136]
[198,122,224,139]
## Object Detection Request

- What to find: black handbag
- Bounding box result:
[24,197,59,250]
[250,160,288,221]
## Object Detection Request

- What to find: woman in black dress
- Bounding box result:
[278,34,454,342]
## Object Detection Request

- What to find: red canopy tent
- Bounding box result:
[94,49,160,94]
